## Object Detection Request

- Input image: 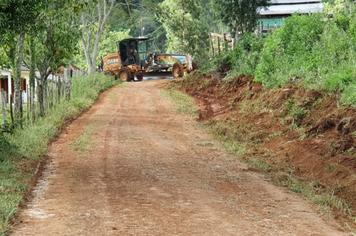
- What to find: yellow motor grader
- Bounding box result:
[144,53,193,77]
[103,37,149,81]
[171,54,195,79]
[103,37,195,81]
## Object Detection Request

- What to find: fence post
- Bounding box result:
[1,90,7,130]
[217,37,221,55]
[27,88,30,124]
[64,68,71,101]
[9,94,14,127]
[57,76,62,104]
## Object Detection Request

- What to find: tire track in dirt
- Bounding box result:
[11,80,348,235]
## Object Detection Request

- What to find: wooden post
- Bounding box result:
[8,74,12,104]
[57,76,62,104]
[20,89,23,128]
[64,68,71,101]
[9,95,14,127]
[27,87,30,124]
[217,37,221,55]
[1,90,7,130]
[209,34,215,56]
[32,85,37,122]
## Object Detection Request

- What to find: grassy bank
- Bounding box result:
[0,73,118,235]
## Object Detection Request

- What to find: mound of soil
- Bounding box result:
[173,73,356,221]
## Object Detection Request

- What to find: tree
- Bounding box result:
[108,0,167,51]
[215,0,270,39]
[24,1,81,117]
[80,0,116,74]
[98,30,130,59]
[0,0,43,124]
[156,0,210,61]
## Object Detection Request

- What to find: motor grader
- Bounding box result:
[103,37,149,81]
[170,54,195,79]
[103,37,195,81]
[145,53,194,79]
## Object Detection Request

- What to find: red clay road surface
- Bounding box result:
[11,80,348,235]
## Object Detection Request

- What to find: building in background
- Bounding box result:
[0,67,28,103]
[0,64,82,104]
[258,0,324,33]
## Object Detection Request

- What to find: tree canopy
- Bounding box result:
[214,0,270,39]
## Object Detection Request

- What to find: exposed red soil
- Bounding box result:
[10,80,348,235]
[174,73,356,223]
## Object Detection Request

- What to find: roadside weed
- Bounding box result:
[162,89,198,116]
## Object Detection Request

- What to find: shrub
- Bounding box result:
[199,51,232,75]
[255,14,325,87]
[200,33,264,78]
[255,13,355,106]
[340,80,356,107]
[227,33,264,78]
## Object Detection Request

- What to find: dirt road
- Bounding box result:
[12,80,347,235]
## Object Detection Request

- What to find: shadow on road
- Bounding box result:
[143,72,173,81]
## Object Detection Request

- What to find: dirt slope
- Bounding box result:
[175,74,356,225]
[11,80,347,235]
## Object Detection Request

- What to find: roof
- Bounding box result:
[119,37,150,44]
[0,69,11,76]
[259,2,323,15]
[269,0,321,4]
[154,53,186,57]
[21,65,30,71]
[0,66,29,74]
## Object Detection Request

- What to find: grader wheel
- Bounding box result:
[172,63,184,79]
[120,69,135,82]
[119,70,129,81]
[136,72,144,81]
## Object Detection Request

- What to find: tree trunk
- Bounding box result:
[29,38,36,122]
[13,32,25,125]
[1,90,7,130]
[57,76,62,104]
[81,0,115,75]
[43,79,48,112]
[37,70,50,118]
[37,79,45,117]
[64,67,71,101]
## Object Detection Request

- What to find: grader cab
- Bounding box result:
[103,37,149,81]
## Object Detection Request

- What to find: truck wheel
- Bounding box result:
[172,63,184,79]
[127,72,135,82]
[136,72,144,81]
[119,70,129,81]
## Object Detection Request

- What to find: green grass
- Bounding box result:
[204,122,248,156]
[161,89,198,116]
[274,172,354,221]
[238,98,270,114]
[71,125,95,154]
[282,99,308,126]
[0,73,118,235]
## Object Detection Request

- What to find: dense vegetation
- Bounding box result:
[256,13,356,105]
[202,4,356,106]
